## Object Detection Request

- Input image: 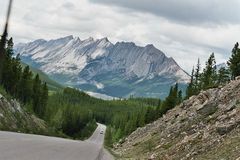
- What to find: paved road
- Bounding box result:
[0,123,114,160]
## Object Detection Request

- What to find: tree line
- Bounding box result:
[0,37,185,145]
[1,35,240,148]
[0,37,48,118]
[42,85,182,144]
[186,42,240,98]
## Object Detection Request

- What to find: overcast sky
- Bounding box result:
[0,0,240,73]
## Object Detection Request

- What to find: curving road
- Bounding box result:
[0,123,114,160]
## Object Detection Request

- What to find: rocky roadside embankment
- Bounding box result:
[114,78,240,159]
[0,93,49,134]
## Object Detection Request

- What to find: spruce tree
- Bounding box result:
[32,74,42,116]
[194,58,201,94]
[228,42,240,79]
[11,54,22,96]
[39,82,48,118]
[201,53,217,89]
[186,67,195,98]
[1,38,21,96]
[177,90,182,104]
[6,37,14,57]
[217,67,230,86]
[18,66,33,104]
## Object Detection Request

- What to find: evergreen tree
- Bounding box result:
[162,86,174,111]
[32,74,42,117]
[193,58,201,94]
[1,38,13,89]
[162,84,179,112]
[186,67,195,98]
[40,82,48,118]
[145,107,155,124]
[217,67,230,86]
[6,37,14,57]
[228,42,240,79]
[201,53,217,89]
[1,38,22,96]
[177,90,182,104]
[18,66,33,104]
[9,55,22,96]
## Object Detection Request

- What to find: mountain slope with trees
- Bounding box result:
[113,42,240,159]
[114,76,240,159]
[0,88,50,134]
[45,87,180,141]
[0,37,183,142]
[14,36,190,98]
[0,37,49,119]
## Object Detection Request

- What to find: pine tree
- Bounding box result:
[177,90,182,104]
[186,67,195,98]
[18,66,33,104]
[1,38,22,96]
[162,84,179,112]
[32,74,42,116]
[162,86,175,111]
[193,58,201,94]
[8,55,22,96]
[39,82,48,118]
[228,42,240,79]
[201,53,217,89]
[217,67,230,86]
[1,52,12,91]
[6,37,14,57]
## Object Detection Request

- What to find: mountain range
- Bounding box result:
[14,35,190,98]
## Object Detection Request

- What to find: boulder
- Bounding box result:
[216,122,238,135]
[197,102,218,116]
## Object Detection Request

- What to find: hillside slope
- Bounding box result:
[114,78,240,159]
[0,90,50,135]
[21,62,64,91]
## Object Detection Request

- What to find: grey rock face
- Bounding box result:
[0,94,48,134]
[14,36,190,98]
[197,102,218,116]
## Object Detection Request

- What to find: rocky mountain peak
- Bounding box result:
[14,35,190,98]
[85,37,94,42]
[99,37,109,42]
[55,35,74,42]
[145,44,154,48]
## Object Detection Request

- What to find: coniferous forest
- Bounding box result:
[0,37,183,144]
[186,43,240,98]
[1,36,240,147]
[0,37,48,118]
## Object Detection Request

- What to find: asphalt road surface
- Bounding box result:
[0,123,114,160]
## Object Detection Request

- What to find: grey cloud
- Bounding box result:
[89,0,240,24]
[1,0,238,72]
[62,2,75,10]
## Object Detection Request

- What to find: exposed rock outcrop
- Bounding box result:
[114,78,240,159]
[0,93,49,134]
[14,36,190,98]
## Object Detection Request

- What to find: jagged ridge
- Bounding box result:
[14,36,190,98]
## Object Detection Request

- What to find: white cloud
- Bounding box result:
[0,0,239,73]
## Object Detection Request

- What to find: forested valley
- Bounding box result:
[0,36,240,147]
